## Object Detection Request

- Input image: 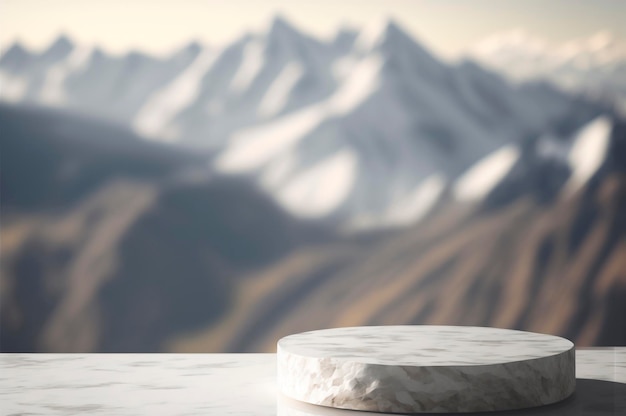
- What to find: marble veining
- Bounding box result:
[0,348,623,415]
[0,354,277,416]
[278,326,575,413]
[278,325,573,366]
[576,349,626,383]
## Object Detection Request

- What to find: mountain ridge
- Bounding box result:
[469,30,626,116]
[0,17,617,226]
[1,77,625,352]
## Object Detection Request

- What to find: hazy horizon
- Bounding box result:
[2,0,625,58]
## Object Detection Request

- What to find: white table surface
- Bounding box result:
[1,349,625,415]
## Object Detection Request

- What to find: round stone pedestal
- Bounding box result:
[277,326,575,413]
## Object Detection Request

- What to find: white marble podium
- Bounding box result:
[278,326,575,413]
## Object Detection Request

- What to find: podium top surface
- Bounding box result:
[278,325,574,366]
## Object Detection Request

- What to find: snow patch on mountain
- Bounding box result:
[0,71,28,102]
[386,175,446,224]
[230,40,264,93]
[564,116,612,195]
[453,145,520,202]
[327,55,382,114]
[217,104,324,171]
[347,175,446,231]
[39,46,93,105]
[0,35,74,103]
[133,48,217,141]
[217,54,382,173]
[260,151,298,190]
[0,17,614,227]
[258,62,303,118]
[275,148,357,217]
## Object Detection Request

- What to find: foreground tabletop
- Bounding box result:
[1,349,625,415]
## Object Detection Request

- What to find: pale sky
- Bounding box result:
[1,0,625,58]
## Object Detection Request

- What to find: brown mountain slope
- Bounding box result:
[0,106,329,352]
[171,171,626,352]
[2,105,625,352]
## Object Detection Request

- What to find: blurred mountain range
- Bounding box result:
[1,103,624,352]
[1,17,625,351]
[1,104,331,351]
[0,17,615,225]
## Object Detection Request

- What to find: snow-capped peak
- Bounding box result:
[42,34,74,60]
[356,18,414,52]
[0,41,32,67]
[173,40,203,59]
[468,30,626,110]
[558,31,626,64]
[1,41,27,59]
[261,14,329,67]
[333,27,359,52]
[1,18,615,228]
[587,31,615,51]
[355,17,441,76]
[471,29,548,57]
[124,50,154,67]
[268,15,299,37]
[563,31,618,54]
[471,30,626,69]
[265,14,317,48]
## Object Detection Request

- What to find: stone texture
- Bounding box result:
[1,349,624,415]
[277,325,576,413]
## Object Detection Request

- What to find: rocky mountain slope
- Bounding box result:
[2,105,624,352]
[173,117,626,352]
[2,18,624,352]
[0,105,329,352]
